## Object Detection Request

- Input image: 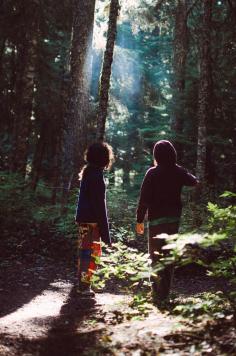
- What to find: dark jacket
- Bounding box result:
[75,165,110,245]
[137,164,197,223]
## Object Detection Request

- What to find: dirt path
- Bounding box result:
[0,248,234,355]
[0,272,180,355]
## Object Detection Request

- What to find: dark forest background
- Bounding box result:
[0,0,236,235]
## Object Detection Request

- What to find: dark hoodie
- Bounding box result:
[136,140,197,223]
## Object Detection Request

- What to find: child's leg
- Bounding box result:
[77,223,101,290]
[149,223,178,302]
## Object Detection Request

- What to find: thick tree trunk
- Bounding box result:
[96,0,120,142]
[11,1,39,176]
[171,0,188,160]
[196,0,213,183]
[61,0,96,211]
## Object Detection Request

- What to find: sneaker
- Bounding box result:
[77,287,95,298]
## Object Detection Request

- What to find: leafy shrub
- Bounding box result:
[157,192,236,319]
[92,241,149,290]
[0,172,36,234]
[173,292,229,321]
[208,191,236,238]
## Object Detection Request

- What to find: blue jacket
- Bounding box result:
[75,165,110,245]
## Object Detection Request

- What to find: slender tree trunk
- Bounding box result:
[11,1,39,176]
[193,0,213,227]
[61,0,96,211]
[30,122,47,191]
[0,38,6,79]
[96,0,120,142]
[51,137,61,205]
[122,167,130,189]
[171,0,188,160]
[9,44,17,126]
[0,38,6,125]
[196,0,213,183]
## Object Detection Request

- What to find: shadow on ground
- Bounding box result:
[40,285,107,356]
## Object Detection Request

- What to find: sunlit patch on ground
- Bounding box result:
[96,292,131,307]
[0,280,72,338]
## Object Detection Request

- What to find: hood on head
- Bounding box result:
[153,140,177,166]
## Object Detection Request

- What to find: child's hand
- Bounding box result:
[136,223,144,235]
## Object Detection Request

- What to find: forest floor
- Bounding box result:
[0,234,235,356]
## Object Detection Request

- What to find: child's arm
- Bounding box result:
[136,170,152,233]
[180,167,198,186]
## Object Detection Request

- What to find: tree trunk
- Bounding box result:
[96,0,120,142]
[171,0,188,161]
[30,122,47,191]
[0,38,6,80]
[0,38,6,127]
[51,137,61,205]
[195,0,213,183]
[11,1,39,176]
[61,0,96,211]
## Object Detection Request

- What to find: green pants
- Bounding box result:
[149,222,179,302]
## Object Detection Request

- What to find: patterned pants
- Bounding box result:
[77,223,101,288]
[149,223,179,301]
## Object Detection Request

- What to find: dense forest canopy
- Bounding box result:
[0,0,236,203]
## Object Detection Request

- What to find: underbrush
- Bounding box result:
[1,171,235,325]
[92,191,236,325]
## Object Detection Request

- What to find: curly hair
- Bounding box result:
[79,142,114,179]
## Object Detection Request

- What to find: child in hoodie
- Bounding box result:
[136,140,198,303]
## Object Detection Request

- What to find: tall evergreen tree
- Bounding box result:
[196,0,213,184]
[97,0,120,141]
[171,0,188,159]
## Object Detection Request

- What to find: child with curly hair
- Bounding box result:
[75,142,114,296]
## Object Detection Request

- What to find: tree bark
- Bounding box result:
[0,38,6,127]
[51,137,61,205]
[196,0,213,183]
[61,0,96,210]
[0,38,6,79]
[171,0,188,160]
[30,121,47,191]
[11,1,40,176]
[96,0,120,142]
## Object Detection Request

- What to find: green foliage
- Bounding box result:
[156,192,236,319]
[0,171,78,241]
[208,192,236,237]
[92,241,149,290]
[0,172,36,233]
[107,184,137,235]
[173,292,229,321]
[129,293,153,316]
[52,189,78,238]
